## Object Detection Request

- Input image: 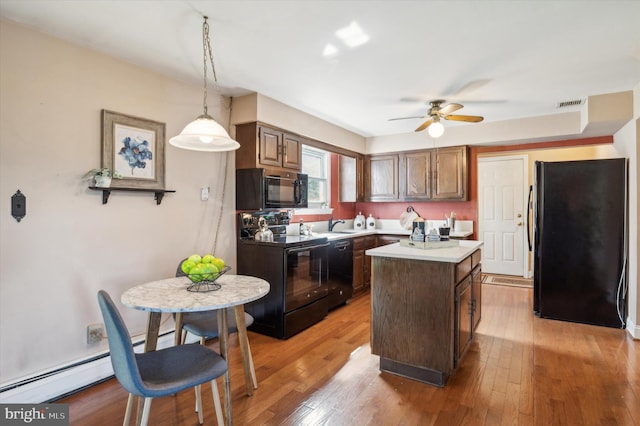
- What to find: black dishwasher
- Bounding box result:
[328,239,353,309]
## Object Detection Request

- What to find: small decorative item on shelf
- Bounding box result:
[186,266,231,292]
[83,168,122,188]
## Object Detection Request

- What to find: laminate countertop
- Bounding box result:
[365,240,483,263]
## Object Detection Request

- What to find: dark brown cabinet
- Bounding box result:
[455,276,473,365]
[471,264,482,330]
[351,235,378,295]
[235,122,302,171]
[370,247,482,387]
[432,146,467,200]
[365,154,399,201]
[366,146,468,202]
[454,249,482,366]
[402,146,468,201]
[376,234,403,246]
[402,151,432,200]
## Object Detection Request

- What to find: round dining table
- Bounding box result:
[121,274,270,426]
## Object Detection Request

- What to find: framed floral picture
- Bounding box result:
[101,110,166,189]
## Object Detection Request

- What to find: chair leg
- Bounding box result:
[195,384,203,424]
[211,379,224,426]
[140,397,153,426]
[123,393,135,425]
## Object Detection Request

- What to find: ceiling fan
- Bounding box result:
[389,100,484,137]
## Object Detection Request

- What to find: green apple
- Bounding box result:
[201,263,219,280]
[180,259,196,275]
[188,254,202,264]
[211,258,225,271]
[202,254,215,264]
[188,264,205,283]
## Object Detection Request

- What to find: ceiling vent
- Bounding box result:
[558,99,584,108]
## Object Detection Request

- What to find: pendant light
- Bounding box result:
[169,16,240,152]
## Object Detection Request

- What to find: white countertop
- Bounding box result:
[365,240,483,263]
[293,218,473,240]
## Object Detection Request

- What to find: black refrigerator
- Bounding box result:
[532,158,627,328]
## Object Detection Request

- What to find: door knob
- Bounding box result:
[517,222,523,226]
[517,213,522,218]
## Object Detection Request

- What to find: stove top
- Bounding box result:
[239,233,328,248]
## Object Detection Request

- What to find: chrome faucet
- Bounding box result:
[328,217,345,231]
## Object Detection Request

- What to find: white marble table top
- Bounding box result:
[121,274,270,313]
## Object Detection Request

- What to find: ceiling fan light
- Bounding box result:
[169,116,240,152]
[428,121,445,138]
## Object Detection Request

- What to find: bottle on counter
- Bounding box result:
[354,211,365,230]
[366,214,376,230]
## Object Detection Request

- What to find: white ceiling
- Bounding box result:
[1,0,639,139]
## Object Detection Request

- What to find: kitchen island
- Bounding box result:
[365,240,483,386]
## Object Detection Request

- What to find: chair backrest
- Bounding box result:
[97,290,147,396]
[176,258,187,277]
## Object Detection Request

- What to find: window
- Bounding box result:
[302,145,329,207]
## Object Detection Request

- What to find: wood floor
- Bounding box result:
[59,284,639,425]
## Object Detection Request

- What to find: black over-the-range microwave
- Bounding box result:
[236,168,308,210]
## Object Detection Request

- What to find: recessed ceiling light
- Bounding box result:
[323,43,338,56]
[335,21,369,48]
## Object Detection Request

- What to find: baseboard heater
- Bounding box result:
[0,331,197,403]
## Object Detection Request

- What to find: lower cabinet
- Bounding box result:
[376,234,403,246]
[454,252,482,366]
[353,235,377,294]
[455,276,473,365]
[370,248,482,386]
[471,264,482,330]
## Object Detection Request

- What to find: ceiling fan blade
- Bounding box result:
[438,103,464,116]
[388,116,427,121]
[415,119,433,132]
[444,114,484,123]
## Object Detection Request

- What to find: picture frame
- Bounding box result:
[101,109,166,189]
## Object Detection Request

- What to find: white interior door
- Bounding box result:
[478,156,528,276]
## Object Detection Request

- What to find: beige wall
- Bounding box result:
[612,83,639,338]
[0,19,238,383]
[230,93,366,153]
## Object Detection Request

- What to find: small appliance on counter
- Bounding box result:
[354,212,366,230]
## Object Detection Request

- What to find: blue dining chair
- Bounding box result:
[175,261,258,391]
[97,290,227,426]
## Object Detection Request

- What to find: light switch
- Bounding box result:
[201,187,209,201]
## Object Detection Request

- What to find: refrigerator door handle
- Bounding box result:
[527,184,533,252]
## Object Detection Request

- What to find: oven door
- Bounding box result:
[284,243,328,312]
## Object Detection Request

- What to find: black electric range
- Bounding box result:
[237,212,329,338]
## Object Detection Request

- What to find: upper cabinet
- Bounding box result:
[431,146,468,200]
[339,154,365,202]
[365,154,400,201]
[366,145,468,202]
[235,122,302,171]
[402,150,432,200]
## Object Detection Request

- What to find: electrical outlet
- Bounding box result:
[87,323,103,344]
[201,186,209,201]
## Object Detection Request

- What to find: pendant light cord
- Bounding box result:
[201,16,220,118]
